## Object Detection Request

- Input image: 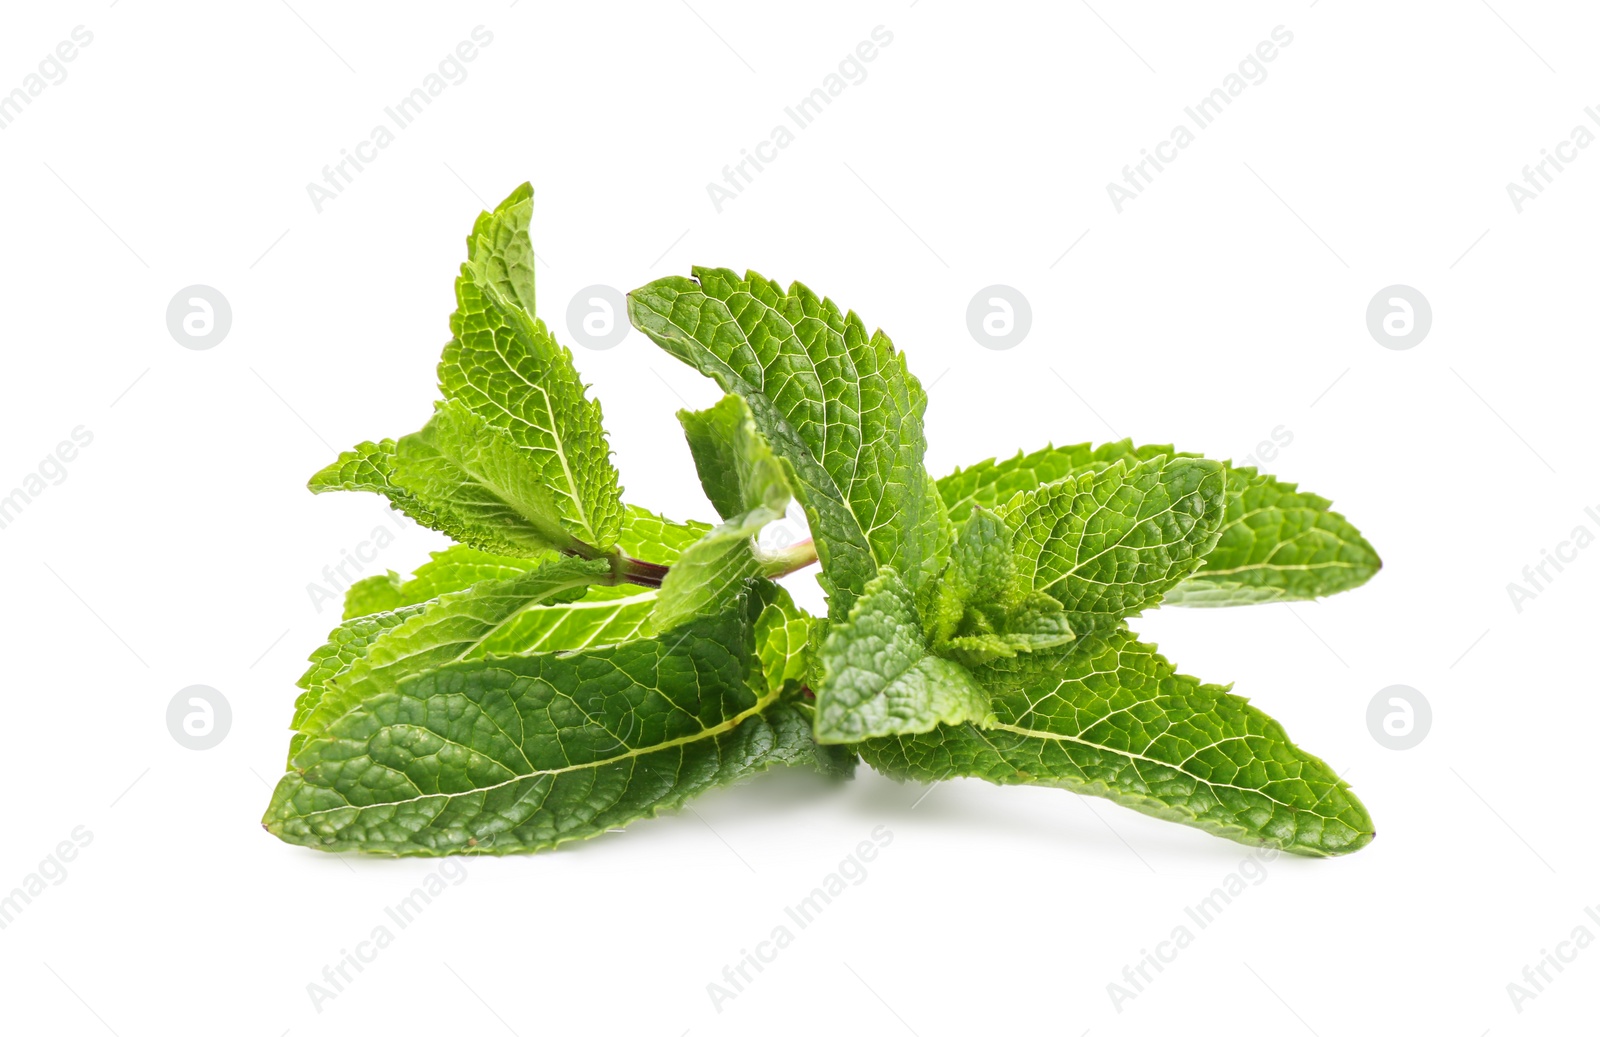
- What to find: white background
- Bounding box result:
[1,1,1595,1033]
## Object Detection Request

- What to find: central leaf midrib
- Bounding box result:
[463,273,602,546]
[985,720,1307,810]
[285,683,784,822]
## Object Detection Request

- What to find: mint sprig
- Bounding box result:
[263,184,1382,859]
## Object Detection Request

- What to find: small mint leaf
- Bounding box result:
[649,395,795,633]
[754,583,817,696]
[925,507,1075,665]
[928,506,1026,640]
[815,567,990,744]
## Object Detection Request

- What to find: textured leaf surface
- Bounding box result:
[390,400,579,558]
[940,442,1380,607]
[751,586,841,774]
[343,546,542,620]
[815,568,989,743]
[754,585,818,695]
[651,395,795,633]
[1166,466,1382,605]
[940,443,1098,516]
[290,604,428,761]
[1001,455,1225,625]
[307,439,406,497]
[650,539,764,636]
[437,185,622,549]
[617,505,712,565]
[475,582,659,656]
[295,558,609,747]
[464,181,538,318]
[265,591,814,855]
[859,629,1374,856]
[629,269,948,619]
[927,507,1022,639]
[348,555,656,657]
[939,441,1181,515]
[679,394,792,523]
[342,573,407,621]
[307,440,460,538]
[927,507,1076,664]
[941,614,1076,667]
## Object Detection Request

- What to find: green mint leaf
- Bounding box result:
[1166,466,1382,606]
[927,506,1076,665]
[341,572,407,620]
[617,504,712,564]
[814,567,990,744]
[293,557,611,751]
[1001,454,1225,624]
[650,395,795,633]
[679,393,793,523]
[289,603,429,761]
[336,510,701,629]
[941,442,1380,607]
[477,582,660,655]
[308,409,583,561]
[285,188,1384,859]
[754,583,817,695]
[648,532,765,635]
[464,181,537,318]
[307,439,405,496]
[860,628,1374,857]
[751,585,849,777]
[939,443,1100,515]
[312,567,664,760]
[397,546,540,599]
[307,439,462,537]
[941,608,1077,667]
[928,506,1023,638]
[628,269,948,619]
[389,399,584,558]
[264,588,815,855]
[938,440,1184,515]
[292,565,663,768]
[343,546,543,620]
[437,185,623,549]
[809,738,860,779]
